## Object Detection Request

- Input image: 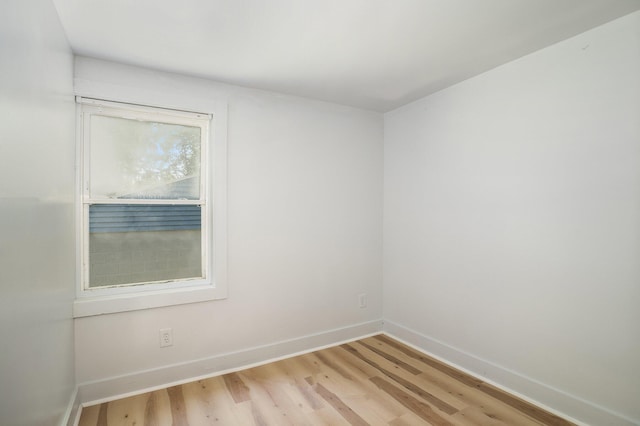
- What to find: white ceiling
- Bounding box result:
[52,0,640,112]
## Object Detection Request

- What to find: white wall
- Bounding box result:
[384,11,640,426]
[73,58,383,395]
[0,1,77,425]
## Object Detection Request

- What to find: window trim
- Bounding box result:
[79,99,210,292]
[73,97,228,317]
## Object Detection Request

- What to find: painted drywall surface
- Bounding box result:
[73,58,383,384]
[0,1,76,425]
[384,11,640,423]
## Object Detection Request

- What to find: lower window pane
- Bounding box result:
[89,229,202,287]
[88,204,202,288]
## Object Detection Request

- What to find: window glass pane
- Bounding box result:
[88,204,202,288]
[90,115,201,199]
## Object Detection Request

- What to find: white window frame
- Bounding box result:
[73,97,228,317]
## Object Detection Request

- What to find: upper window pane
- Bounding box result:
[89,115,201,200]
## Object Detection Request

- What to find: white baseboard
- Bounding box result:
[383,320,638,426]
[60,386,81,426]
[74,318,636,426]
[77,319,383,407]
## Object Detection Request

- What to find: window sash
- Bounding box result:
[78,98,211,293]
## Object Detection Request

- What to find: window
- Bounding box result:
[75,98,226,316]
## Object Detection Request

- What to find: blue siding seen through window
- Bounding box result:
[90,204,201,233]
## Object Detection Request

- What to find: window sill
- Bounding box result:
[73,284,226,318]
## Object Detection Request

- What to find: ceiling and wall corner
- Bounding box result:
[52,0,640,111]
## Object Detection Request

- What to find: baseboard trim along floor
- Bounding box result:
[76,319,383,407]
[383,320,637,426]
[77,334,577,425]
[72,319,635,425]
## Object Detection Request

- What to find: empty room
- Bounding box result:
[1,0,639,425]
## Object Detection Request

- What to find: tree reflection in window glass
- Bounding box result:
[90,115,201,199]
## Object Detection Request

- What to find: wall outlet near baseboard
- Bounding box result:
[159,328,173,347]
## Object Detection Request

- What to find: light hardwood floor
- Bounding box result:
[78,334,574,425]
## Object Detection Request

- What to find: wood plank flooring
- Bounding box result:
[78,334,574,425]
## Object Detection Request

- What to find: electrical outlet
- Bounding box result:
[358,293,367,308]
[159,328,173,348]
